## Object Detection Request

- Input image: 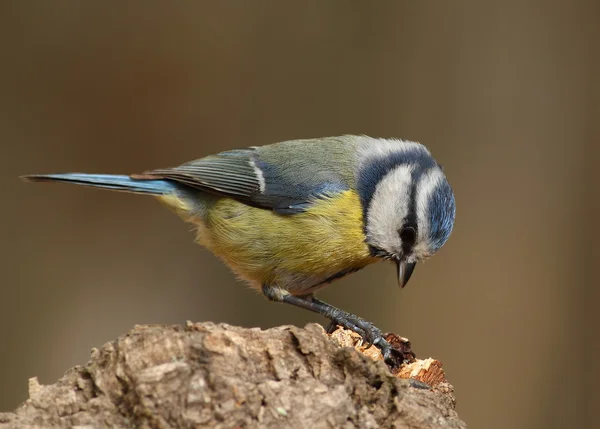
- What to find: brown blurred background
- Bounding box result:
[1,1,598,427]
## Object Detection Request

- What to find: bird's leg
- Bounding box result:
[261,285,402,367]
[311,297,373,339]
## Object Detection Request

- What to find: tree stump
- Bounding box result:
[0,322,466,428]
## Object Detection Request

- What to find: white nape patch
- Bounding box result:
[355,136,430,168]
[249,157,266,193]
[412,167,444,258]
[365,165,414,256]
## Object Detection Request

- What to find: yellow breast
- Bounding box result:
[180,190,376,294]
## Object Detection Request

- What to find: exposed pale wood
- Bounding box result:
[329,327,448,386]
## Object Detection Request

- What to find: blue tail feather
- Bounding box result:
[21,173,176,195]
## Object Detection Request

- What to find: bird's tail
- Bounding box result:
[21,173,177,195]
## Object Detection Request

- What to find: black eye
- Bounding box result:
[399,226,417,247]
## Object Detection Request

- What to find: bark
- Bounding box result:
[0,322,466,429]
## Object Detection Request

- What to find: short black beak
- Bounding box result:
[397,260,416,288]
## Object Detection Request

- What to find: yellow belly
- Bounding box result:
[170,190,376,294]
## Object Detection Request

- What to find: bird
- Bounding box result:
[22,135,456,365]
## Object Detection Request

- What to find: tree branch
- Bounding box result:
[0,322,466,428]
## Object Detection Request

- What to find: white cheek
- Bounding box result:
[366,165,413,252]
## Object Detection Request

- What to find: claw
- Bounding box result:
[408,378,431,389]
[325,320,339,334]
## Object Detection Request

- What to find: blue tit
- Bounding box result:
[22,135,455,365]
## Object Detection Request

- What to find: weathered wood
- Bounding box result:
[0,322,466,428]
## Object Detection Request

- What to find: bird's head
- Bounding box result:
[357,138,456,287]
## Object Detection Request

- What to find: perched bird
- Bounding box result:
[22,135,455,364]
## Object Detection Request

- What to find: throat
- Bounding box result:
[368,245,396,260]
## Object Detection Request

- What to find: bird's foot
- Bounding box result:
[273,292,414,370]
[325,320,339,334]
[327,314,407,369]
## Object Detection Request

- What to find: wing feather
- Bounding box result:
[132,143,351,214]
